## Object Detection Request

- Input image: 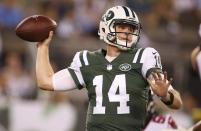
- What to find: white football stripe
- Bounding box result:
[133,48,142,63]
[83,50,89,66]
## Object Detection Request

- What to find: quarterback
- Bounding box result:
[36,6,182,131]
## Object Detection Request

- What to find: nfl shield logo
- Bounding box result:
[107,64,112,71]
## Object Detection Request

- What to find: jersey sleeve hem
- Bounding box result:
[68,68,84,90]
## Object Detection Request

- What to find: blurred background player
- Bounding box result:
[191,23,201,79]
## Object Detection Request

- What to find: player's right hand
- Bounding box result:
[37,31,53,48]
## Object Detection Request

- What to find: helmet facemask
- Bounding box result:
[107,19,141,50]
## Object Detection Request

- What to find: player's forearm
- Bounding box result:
[161,89,182,109]
[36,45,54,91]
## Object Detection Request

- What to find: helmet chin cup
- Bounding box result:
[109,34,138,50]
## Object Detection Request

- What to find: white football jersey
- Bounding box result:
[53,47,163,91]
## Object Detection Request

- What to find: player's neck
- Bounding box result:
[106,45,121,57]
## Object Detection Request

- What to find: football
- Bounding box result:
[15,15,57,42]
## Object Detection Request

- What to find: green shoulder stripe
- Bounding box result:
[79,50,89,66]
[136,48,145,63]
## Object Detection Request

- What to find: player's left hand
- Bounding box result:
[147,71,173,98]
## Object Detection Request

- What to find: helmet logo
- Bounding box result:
[119,63,131,71]
[106,11,114,21]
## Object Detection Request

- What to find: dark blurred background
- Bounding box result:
[0,0,201,131]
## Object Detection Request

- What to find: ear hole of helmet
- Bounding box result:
[102,28,105,33]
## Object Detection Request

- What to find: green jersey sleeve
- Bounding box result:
[68,51,87,89]
[140,47,163,78]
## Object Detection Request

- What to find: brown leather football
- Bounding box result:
[15,15,57,42]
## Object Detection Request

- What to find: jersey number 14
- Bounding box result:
[93,74,130,114]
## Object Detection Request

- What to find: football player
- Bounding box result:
[191,45,201,79]
[36,6,182,131]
